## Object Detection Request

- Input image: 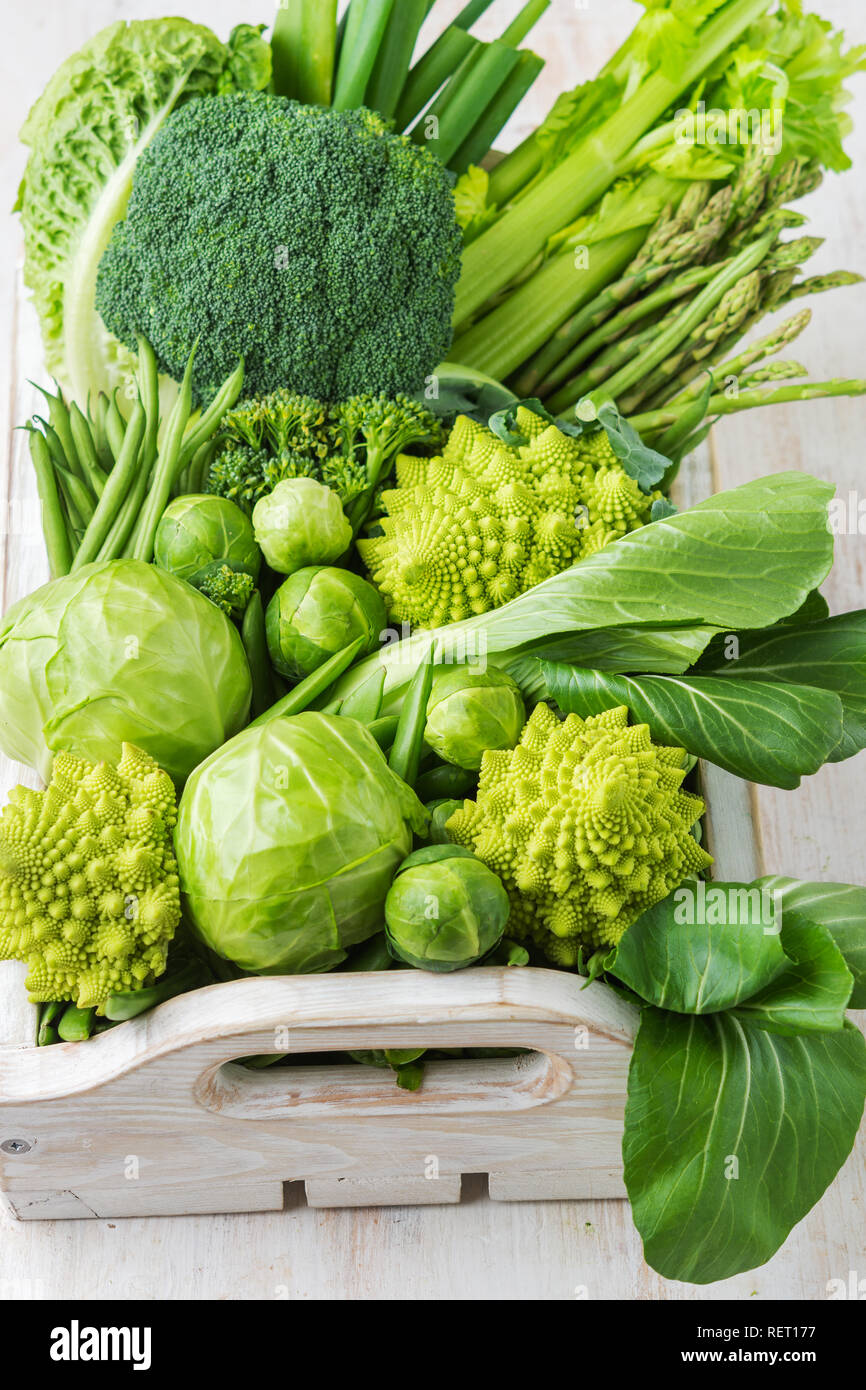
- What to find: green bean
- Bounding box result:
[89,393,114,472]
[186,438,218,496]
[54,463,96,527]
[176,358,244,474]
[104,964,206,1021]
[389,645,435,787]
[37,1001,65,1047]
[73,400,146,570]
[415,762,477,803]
[28,430,73,577]
[241,591,277,719]
[136,336,161,476]
[340,668,386,724]
[249,637,365,728]
[130,348,196,563]
[69,403,107,498]
[367,715,400,751]
[105,391,129,461]
[343,933,393,972]
[57,1004,96,1042]
[34,383,84,482]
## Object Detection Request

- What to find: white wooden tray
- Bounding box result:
[0,758,755,1220]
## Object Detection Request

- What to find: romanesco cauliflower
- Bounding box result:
[357,408,661,627]
[446,702,712,966]
[0,744,181,1011]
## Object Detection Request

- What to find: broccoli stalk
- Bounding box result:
[340,394,445,535]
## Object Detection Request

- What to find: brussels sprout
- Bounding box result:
[154,495,261,587]
[426,798,463,844]
[253,478,352,576]
[266,566,387,681]
[424,665,525,770]
[0,560,251,784]
[175,712,428,974]
[385,844,510,972]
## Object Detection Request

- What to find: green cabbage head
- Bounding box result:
[175,712,429,974]
[0,560,251,783]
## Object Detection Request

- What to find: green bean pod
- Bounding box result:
[73,401,146,570]
[241,591,277,719]
[249,637,365,728]
[28,429,73,578]
[176,358,245,474]
[130,349,196,563]
[389,644,435,788]
[57,1005,96,1043]
[69,403,107,498]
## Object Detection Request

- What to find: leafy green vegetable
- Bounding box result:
[624,1010,866,1283]
[95,94,462,404]
[338,472,835,706]
[757,877,866,1009]
[732,916,855,1036]
[15,19,269,403]
[611,887,789,1013]
[696,609,866,761]
[533,664,843,787]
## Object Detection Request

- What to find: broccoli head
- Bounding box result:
[95,93,463,404]
[0,744,181,1011]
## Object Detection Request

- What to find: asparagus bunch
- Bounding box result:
[25,341,243,579]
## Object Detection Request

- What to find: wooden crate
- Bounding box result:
[0,760,756,1220]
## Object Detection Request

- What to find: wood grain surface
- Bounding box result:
[0,0,863,1300]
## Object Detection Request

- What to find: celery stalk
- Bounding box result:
[453,0,497,27]
[454,0,771,327]
[451,230,648,382]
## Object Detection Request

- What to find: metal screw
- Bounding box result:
[1,1139,31,1155]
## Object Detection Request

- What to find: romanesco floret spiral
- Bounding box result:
[446,703,712,966]
[0,745,181,1011]
[357,413,661,628]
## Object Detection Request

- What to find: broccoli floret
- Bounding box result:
[95,93,463,404]
[197,565,255,616]
[206,388,442,518]
[0,745,181,1012]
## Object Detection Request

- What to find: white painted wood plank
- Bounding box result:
[0,0,863,1302]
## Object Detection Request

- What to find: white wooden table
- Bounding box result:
[0,0,863,1300]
